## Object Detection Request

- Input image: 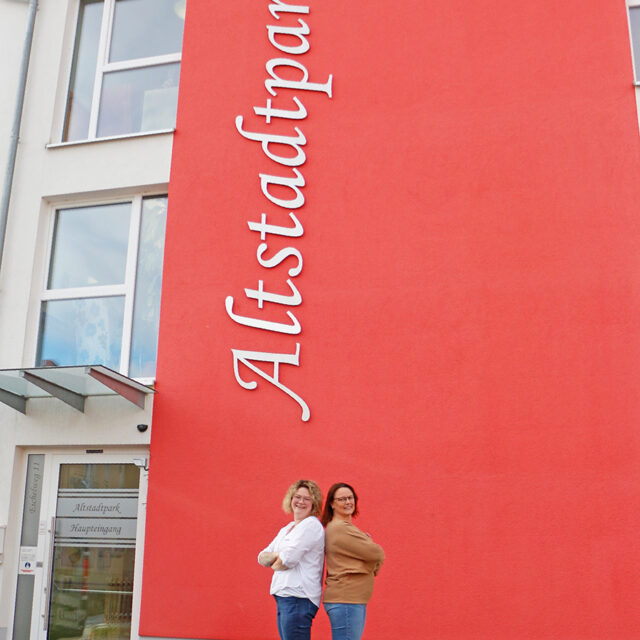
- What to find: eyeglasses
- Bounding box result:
[293,494,312,503]
[334,496,355,503]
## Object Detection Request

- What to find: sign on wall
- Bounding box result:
[142,1,640,638]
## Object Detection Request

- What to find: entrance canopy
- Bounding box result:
[0,365,155,414]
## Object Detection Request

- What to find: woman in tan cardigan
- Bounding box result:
[321,482,385,640]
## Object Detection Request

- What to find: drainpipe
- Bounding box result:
[0,0,38,275]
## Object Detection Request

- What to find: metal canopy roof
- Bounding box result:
[0,365,155,414]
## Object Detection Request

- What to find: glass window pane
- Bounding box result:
[48,203,131,289]
[12,575,35,640]
[50,464,139,640]
[110,0,185,62]
[97,63,180,138]
[59,463,140,490]
[630,7,640,81]
[37,297,125,369]
[129,197,167,378]
[49,547,135,640]
[64,0,104,142]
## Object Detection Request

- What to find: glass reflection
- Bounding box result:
[63,0,103,141]
[97,63,180,137]
[48,204,131,289]
[38,297,125,369]
[110,0,185,62]
[59,464,140,490]
[631,7,640,79]
[49,547,135,640]
[48,464,139,640]
[129,197,167,378]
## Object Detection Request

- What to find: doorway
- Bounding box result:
[13,453,147,640]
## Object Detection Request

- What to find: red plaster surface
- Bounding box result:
[141,1,640,638]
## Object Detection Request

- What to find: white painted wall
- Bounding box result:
[0,1,174,635]
[0,0,28,184]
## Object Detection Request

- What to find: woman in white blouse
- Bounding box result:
[258,479,325,640]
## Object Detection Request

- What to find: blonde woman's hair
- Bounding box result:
[282,479,323,518]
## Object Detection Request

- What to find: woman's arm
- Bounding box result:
[334,524,385,564]
[258,551,278,567]
[270,555,288,571]
[258,527,285,567]
[278,518,324,569]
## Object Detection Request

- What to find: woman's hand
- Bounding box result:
[271,556,289,571]
[258,551,278,567]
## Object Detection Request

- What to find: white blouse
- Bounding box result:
[258,515,325,606]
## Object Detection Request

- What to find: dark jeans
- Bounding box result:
[274,595,319,640]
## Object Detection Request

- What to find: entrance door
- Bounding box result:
[14,453,146,640]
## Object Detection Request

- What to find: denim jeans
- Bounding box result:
[324,603,367,640]
[274,595,319,640]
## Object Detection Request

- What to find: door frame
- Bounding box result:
[10,448,149,640]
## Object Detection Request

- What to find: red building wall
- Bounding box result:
[141,1,640,638]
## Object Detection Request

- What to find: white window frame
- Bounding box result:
[39,194,166,381]
[68,0,182,141]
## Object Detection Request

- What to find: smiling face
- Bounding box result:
[332,486,356,521]
[291,486,313,522]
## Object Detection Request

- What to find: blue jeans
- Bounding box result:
[324,603,367,640]
[274,595,318,640]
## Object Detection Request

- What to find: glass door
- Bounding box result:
[46,463,139,640]
[16,454,145,640]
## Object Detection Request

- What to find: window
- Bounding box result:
[629,2,640,84]
[36,196,167,378]
[63,0,186,141]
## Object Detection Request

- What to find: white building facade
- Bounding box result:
[0,2,184,638]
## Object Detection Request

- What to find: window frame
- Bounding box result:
[37,193,166,381]
[64,0,183,142]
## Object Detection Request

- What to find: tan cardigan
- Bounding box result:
[323,519,385,604]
